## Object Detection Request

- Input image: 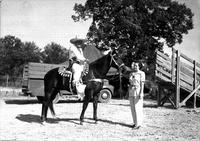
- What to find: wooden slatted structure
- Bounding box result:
[22,62,65,96]
[155,48,200,108]
[24,62,64,79]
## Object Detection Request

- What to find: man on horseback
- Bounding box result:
[69,38,88,100]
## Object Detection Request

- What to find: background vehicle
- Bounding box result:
[22,62,114,103]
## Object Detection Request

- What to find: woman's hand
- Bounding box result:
[139,94,143,99]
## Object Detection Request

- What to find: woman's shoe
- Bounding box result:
[132,124,136,128]
[133,125,141,129]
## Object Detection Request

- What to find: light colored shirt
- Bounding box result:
[69,44,86,61]
[129,70,145,97]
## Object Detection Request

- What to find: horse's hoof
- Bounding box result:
[41,121,48,125]
[41,117,47,122]
[80,121,83,125]
[52,116,59,119]
[94,121,98,124]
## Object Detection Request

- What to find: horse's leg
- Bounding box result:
[41,103,46,122]
[49,99,59,119]
[48,89,58,118]
[41,98,48,122]
[49,101,56,118]
[80,95,90,125]
[41,87,56,122]
[93,94,98,124]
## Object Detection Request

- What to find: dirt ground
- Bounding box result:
[0,96,200,141]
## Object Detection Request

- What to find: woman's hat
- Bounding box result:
[70,38,87,45]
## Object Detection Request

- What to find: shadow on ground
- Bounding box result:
[4,97,178,109]
[16,114,80,125]
[5,99,40,104]
[4,98,82,105]
[109,99,177,109]
[16,114,132,128]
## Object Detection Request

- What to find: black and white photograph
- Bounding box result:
[0,0,200,140]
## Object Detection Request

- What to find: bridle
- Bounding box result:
[110,53,125,69]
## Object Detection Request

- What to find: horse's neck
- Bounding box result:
[87,55,111,79]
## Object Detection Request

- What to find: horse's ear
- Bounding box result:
[103,48,112,55]
[111,49,117,56]
[108,48,112,54]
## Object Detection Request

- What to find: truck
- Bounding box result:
[22,62,114,103]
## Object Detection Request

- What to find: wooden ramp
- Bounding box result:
[155,48,200,108]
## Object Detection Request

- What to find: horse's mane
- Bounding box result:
[89,52,111,66]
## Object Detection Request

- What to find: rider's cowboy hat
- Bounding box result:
[70,38,87,45]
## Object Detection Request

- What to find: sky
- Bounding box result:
[1,0,200,62]
[170,0,200,62]
[1,0,91,49]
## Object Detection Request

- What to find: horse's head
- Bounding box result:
[109,50,125,70]
[87,49,125,78]
[107,49,134,78]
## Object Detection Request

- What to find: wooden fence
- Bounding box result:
[0,75,22,88]
[155,48,200,108]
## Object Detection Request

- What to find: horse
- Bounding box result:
[41,51,123,124]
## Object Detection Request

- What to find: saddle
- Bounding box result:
[58,59,89,93]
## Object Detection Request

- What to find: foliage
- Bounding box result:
[22,42,42,63]
[72,0,193,67]
[42,42,69,64]
[0,35,23,76]
[0,36,69,78]
[0,35,42,76]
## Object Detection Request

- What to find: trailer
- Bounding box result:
[22,62,114,103]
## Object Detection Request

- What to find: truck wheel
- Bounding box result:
[37,96,43,103]
[53,94,60,104]
[98,89,112,103]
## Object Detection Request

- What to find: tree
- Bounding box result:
[42,42,69,64]
[0,35,24,76]
[22,42,42,64]
[72,0,193,66]
[0,35,42,76]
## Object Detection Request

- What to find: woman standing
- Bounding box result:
[129,61,145,129]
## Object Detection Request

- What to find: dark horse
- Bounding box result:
[41,51,122,124]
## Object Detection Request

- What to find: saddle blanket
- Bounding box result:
[58,66,72,77]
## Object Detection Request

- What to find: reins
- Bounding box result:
[110,53,125,69]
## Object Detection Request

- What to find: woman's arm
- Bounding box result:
[139,72,145,98]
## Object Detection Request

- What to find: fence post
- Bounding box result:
[6,74,9,87]
[171,48,175,83]
[193,60,197,108]
[119,68,123,99]
[175,50,180,109]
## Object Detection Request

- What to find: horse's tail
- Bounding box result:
[43,67,61,118]
[44,87,59,117]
